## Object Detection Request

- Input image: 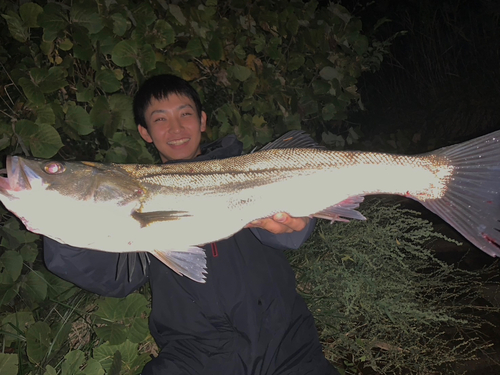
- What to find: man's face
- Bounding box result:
[138,94,207,162]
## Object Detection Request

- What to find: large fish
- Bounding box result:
[1,130,500,283]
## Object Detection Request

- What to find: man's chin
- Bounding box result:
[162,150,199,162]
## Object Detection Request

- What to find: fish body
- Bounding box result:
[1,130,500,282]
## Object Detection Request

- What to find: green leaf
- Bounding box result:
[26,321,52,364]
[59,38,73,51]
[31,66,67,94]
[93,340,139,372]
[312,80,330,95]
[128,317,149,343]
[42,270,77,301]
[44,365,57,375]
[38,7,67,42]
[109,351,122,375]
[133,3,156,26]
[0,284,19,306]
[0,219,22,249]
[20,3,44,28]
[22,270,48,302]
[230,65,252,82]
[95,69,121,93]
[0,251,23,285]
[76,81,94,102]
[208,35,223,61]
[288,54,305,71]
[243,75,258,96]
[168,4,186,25]
[61,350,85,375]
[72,25,93,61]
[2,312,35,346]
[121,293,149,317]
[137,44,156,74]
[35,104,56,125]
[0,354,18,375]
[2,12,29,43]
[71,3,104,34]
[284,113,301,130]
[111,13,128,37]
[152,20,175,49]
[82,358,104,375]
[108,94,134,130]
[319,66,340,81]
[95,323,127,345]
[322,103,337,121]
[66,106,94,136]
[286,14,299,36]
[18,77,45,106]
[29,124,64,158]
[112,40,138,67]
[20,243,39,263]
[186,37,203,58]
[90,95,111,128]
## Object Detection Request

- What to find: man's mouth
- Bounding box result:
[167,138,190,146]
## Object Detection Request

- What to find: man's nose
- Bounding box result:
[169,119,184,133]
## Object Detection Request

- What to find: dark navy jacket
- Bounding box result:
[44,135,336,375]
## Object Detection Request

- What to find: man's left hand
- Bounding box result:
[246,213,310,234]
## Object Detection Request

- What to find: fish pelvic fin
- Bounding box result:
[419,130,500,257]
[312,196,367,223]
[153,247,207,283]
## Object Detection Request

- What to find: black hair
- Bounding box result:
[133,74,203,128]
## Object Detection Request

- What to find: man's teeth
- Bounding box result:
[168,139,189,146]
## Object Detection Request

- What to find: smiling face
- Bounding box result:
[138,94,207,162]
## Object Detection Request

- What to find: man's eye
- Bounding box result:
[181,112,192,117]
[154,117,165,122]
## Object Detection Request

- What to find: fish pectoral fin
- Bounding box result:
[153,247,207,283]
[131,210,191,228]
[312,196,367,223]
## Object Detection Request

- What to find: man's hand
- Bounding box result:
[246,213,310,234]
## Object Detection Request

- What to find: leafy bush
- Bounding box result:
[0,0,387,162]
[0,1,391,374]
[288,198,499,374]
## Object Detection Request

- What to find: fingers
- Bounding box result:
[246,213,310,234]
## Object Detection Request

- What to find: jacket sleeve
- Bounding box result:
[250,218,317,250]
[43,237,148,298]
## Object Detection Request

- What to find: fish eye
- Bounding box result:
[44,161,66,174]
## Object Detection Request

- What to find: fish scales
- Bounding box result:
[0,130,499,282]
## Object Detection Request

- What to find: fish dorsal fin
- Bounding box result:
[131,210,191,228]
[258,130,323,151]
[312,196,367,223]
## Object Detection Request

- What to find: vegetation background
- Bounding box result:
[0,0,499,374]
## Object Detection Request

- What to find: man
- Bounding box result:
[44,74,337,374]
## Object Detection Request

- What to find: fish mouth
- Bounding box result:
[0,156,36,194]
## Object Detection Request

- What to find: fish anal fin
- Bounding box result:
[132,210,191,228]
[153,247,207,283]
[312,196,366,223]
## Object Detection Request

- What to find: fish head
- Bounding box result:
[1,156,142,201]
[0,156,145,234]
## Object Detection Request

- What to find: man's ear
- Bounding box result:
[200,111,207,132]
[138,125,153,143]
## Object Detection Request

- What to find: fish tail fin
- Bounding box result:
[419,130,500,257]
[153,247,207,283]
